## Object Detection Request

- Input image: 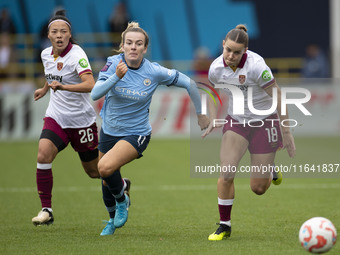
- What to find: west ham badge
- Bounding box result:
[239,75,246,84]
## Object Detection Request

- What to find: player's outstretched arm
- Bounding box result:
[201,94,220,138]
[174,72,210,130]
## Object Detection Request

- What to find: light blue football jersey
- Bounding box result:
[97,53,179,136]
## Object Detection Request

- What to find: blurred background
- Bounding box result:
[0,0,339,140]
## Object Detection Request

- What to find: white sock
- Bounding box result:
[42,207,53,213]
[220,220,231,226]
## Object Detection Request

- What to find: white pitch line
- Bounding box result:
[160,183,340,190]
[0,183,340,193]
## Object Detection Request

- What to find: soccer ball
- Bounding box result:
[299,217,337,254]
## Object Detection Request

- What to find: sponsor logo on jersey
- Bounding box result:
[261,70,271,81]
[143,79,151,86]
[57,62,63,71]
[115,87,148,100]
[45,73,63,83]
[220,79,248,92]
[79,58,89,68]
[239,75,246,84]
[101,62,112,72]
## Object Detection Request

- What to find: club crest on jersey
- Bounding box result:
[143,79,151,86]
[239,75,246,84]
[57,62,63,71]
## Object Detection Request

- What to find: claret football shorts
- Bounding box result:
[222,114,283,154]
[40,117,98,153]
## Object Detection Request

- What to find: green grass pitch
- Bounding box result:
[0,137,339,255]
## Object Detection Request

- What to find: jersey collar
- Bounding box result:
[223,52,248,69]
[51,42,73,57]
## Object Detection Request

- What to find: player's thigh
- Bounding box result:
[248,114,283,154]
[69,123,99,154]
[37,138,58,163]
[249,152,276,185]
[38,117,69,163]
[81,157,100,178]
[98,140,139,177]
[220,130,249,166]
[220,131,249,179]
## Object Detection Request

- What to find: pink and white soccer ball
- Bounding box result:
[299,217,337,254]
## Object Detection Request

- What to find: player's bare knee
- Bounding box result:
[250,184,267,195]
[219,170,236,183]
[85,168,100,179]
[97,162,108,177]
[219,176,234,186]
[37,150,53,163]
[97,161,115,178]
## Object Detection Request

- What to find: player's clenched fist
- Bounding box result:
[49,81,63,92]
[116,59,128,79]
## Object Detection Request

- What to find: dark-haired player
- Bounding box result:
[32,10,99,225]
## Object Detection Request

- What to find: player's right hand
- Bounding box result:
[197,114,210,131]
[34,88,47,101]
[201,120,223,138]
[116,59,128,79]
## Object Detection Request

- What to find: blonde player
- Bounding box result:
[202,24,296,240]
[32,10,100,225]
[91,22,210,236]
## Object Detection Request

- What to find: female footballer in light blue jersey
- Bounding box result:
[91,22,210,236]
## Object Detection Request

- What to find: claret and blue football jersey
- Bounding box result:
[41,42,96,128]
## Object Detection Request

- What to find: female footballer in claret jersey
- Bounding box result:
[202,24,296,241]
[32,10,100,225]
[91,22,210,236]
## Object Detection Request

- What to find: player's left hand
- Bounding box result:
[49,81,63,92]
[197,114,210,131]
[282,131,296,158]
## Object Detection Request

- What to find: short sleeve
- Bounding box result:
[208,67,217,86]
[75,48,92,76]
[253,59,275,89]
[97,57,118,81]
